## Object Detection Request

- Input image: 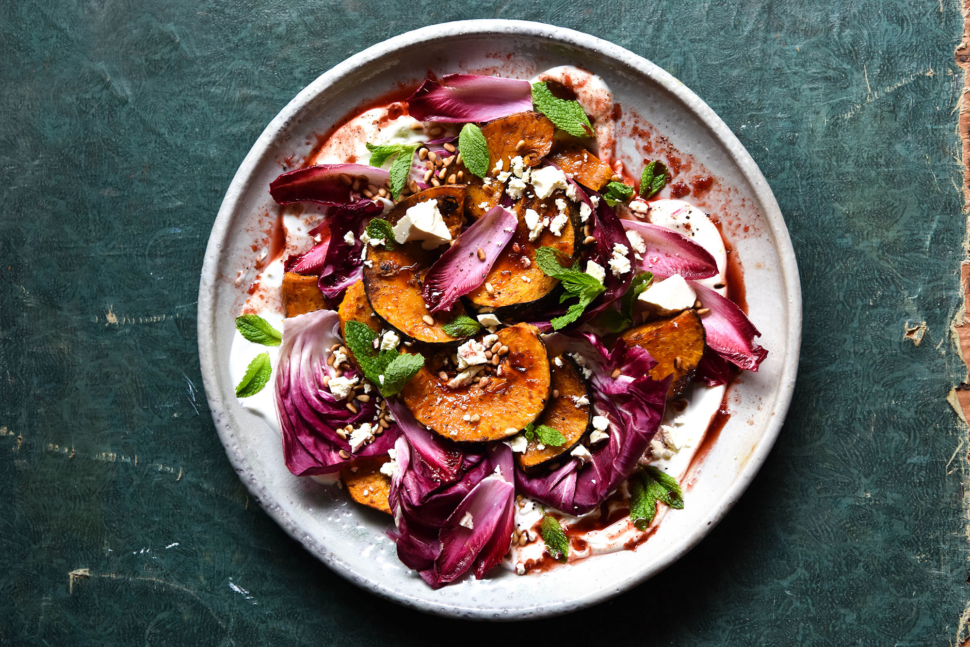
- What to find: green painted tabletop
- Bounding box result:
[1,1,967,644]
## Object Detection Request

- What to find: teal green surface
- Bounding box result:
[0,1,967,644]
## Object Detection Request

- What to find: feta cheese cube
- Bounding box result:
[592,415,610,432]
[456,339,488,370]
[530,166,569,199]
[625,230,647,254]
[448,365,483,389]
[639,274,697,315]
[506,177,528,199]
[549,212,569,237]
[525,208,545,241]
[579,202,592,223]
[379,330,400,351]
[570,444,593,465]
[609,243,632,276]
[343,230,356,246]
[477,313,501,330]
[572,394,589,408]
[348,423,374,453]
[392,199,453,249]
[328,375,358,401]
[459,511,474,529]
[508,434,528,453]
[585,260,606,284]
[589,429,610,445]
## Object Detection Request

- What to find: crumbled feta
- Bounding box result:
[530,166,569,199]
[448,365,483,389]
[549,212,569,237]
[482,334,499,347]
[585,260,606,284]
[609,243,631,276]
[392,199,453,249]
[362,383,372,394]
[525,208,545,241]
[343,230,355,246]
[379,330,400,351]
[459,512,474,529]
[565,181,580,202]
[332,347,350,368]
[508,434,528,453]
[379,448,398,477]
[521,276,531,283]
[516,563,526,575]
[554,357,564,367]
[628,198,649,215]
[592,415,610,432]
[492,159,504,174]
[510,155,527,178]
[497,170,512,183]
[456,338,488,370]
[626,230,647,254]
[579,202,592,223]
[571,444,593,465]
[363,260,373,267]
[589,429,610,445]
[328,375,358,401]
[639,273,696,315]
[477,313,501,330]
[348,423,374,453]
[572,394,590,408]
[479,201,490,209]
[506,177,528,199]
[589,195,600,208]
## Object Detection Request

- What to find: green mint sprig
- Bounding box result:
[629,466,684,530]
[235,352,272,397]
[595,271,654,333]
[531,82,594,138]
[602,181,634,207]
[365,218,395,250]
[523,422,567,447]
[366,142,419,199]
[640,160,668,198]
[458,123,490,179]
[535,247,606,330]
[235,314,282,347]
[540,514,569,562]
[441,314,482,338]
[343,321,424,397]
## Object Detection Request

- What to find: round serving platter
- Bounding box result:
[197,19,801,620]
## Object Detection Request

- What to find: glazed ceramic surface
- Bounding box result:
[197,19,801,619]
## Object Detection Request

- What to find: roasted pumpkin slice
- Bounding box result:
[464,179,503,220]
[466,193,576,316]
[338,279,381,337]
[362,186,468,344]
[518,355,592,470]
[481,111,555,174]
[400,323,551,442]
[282,272,326,317]
[548,143,615,192]
[620,310,706,398]
[341,455,392,515]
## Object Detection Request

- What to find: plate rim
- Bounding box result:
[197,18,802,620]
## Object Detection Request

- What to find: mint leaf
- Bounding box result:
[389,145,418,199]
[366,143,406,168]
[639,160,668,198]
[235,352,272,397]
[603,181,634,207]
[535,425,566,447]
[540,514,569,562]
[343,321,380,376]
[629,467,684,530]
[531,82,593,138]
[621,272,653,320]
[365,218,395,251]
[235,314,282,347]
[535,247,605,330]
[380,352,425,397]
[458,123,490,179]
[366,143,418,199]
[645,466,684,510]
[441,314,482,338]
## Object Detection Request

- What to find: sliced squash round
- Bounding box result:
[481,111,555,174]
[518,354,592,470]
[338,279,381,337]
[400,323,551,442]
[465,193,577,316]
[548,143,615,192]
[362,186,468,344]
[282,272,327,318]
[620,310,707,398]
[340,455,392,515]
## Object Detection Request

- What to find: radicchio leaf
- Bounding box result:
[581,197,634,322]
[422,206,517,313]
[269,164,389,207]
[693,348,735,386]
[408,74,533,123]
[690,281,768,371]
[621,220,719,280]
[516,334,669,515]
[275,309,399,475]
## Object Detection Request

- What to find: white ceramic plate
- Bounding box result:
[197,20,801,619]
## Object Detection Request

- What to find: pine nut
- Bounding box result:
[477,248,486,261]
[611,369,622,379]
[338,450,350,459]
[423,315,435,325]
[443,142,456,153]
[357,394,371,402]
[696,308,710,315]
[346,402,358,414]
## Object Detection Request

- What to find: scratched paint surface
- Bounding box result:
[0,1,967,644]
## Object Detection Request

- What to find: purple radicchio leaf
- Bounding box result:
[690,281,768,371]
[269,163,389,207]
[621,220,718,280]
[422,206,517,313]
[274,309,400,476]
[408,74,533,123]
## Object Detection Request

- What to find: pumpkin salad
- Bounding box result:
[228,69,768,587]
